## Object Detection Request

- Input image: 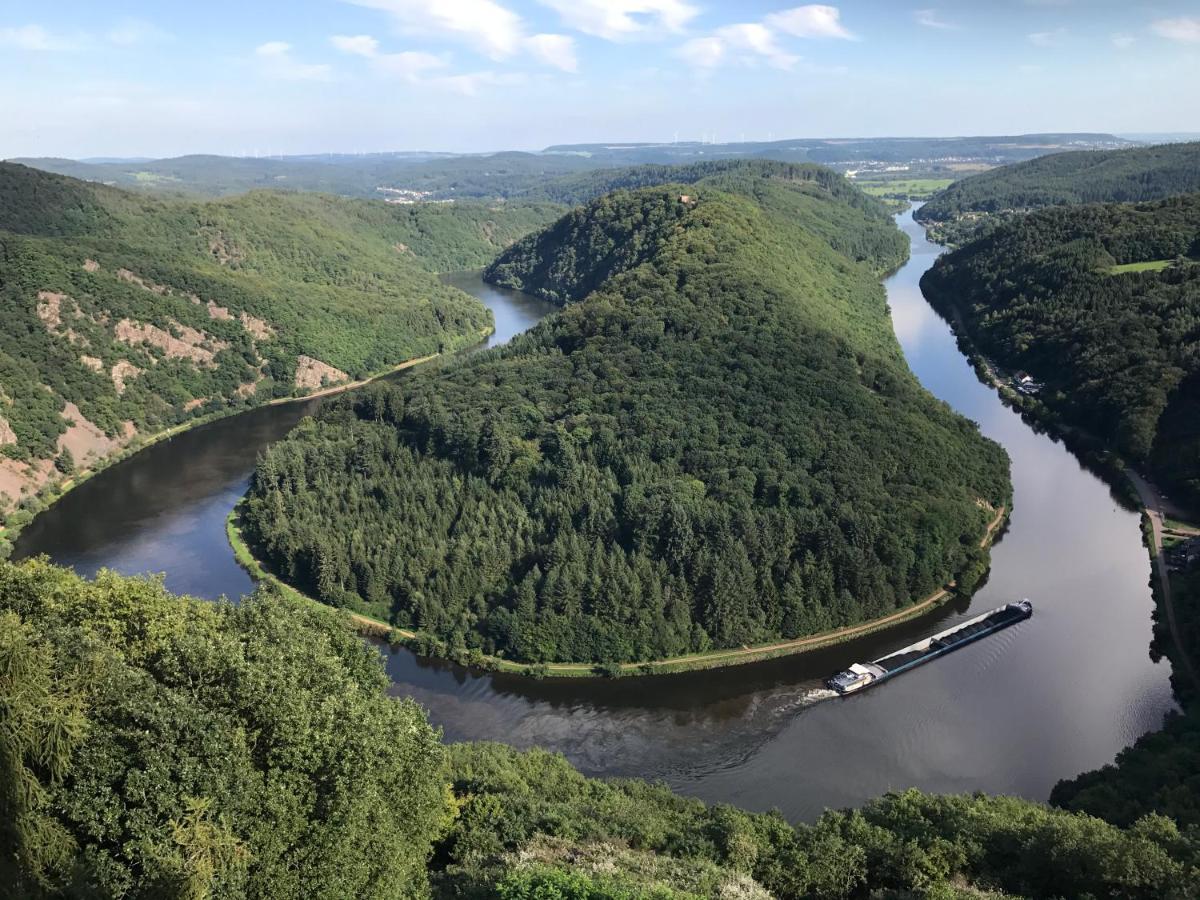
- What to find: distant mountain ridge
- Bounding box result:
[10,133,1133,201]
[917,141,1200,224]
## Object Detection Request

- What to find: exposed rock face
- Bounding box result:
[83,258,100,272]
[116,268,171,294]
[0,417,15,446]
[80,356,103,372]
[110,360,142,394]
[295,355,349,390]
[114,319,227,367]
[36,291,67,329]
[57,402,131,467]
[240,312,274,340]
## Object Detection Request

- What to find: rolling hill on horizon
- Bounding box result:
[916,141,1200,228]
[9,132,1134,202]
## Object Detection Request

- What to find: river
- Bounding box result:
[14,209,1177,822]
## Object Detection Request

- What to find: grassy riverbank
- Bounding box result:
[227,502,1007,679]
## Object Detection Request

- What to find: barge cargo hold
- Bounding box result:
[826,600,1033,694]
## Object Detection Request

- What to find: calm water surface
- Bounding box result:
[16,216,1176,821]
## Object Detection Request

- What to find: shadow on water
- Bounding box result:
[15,237,1177,821]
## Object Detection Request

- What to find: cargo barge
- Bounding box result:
[826,600,1033,694]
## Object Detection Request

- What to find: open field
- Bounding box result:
[857,178,955,199]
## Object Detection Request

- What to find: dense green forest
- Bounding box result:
[241,162,1010,665]
[0,162,557,521]
[917,141,1200,226]
[4,557,1198,899]
[920,195,1200,506]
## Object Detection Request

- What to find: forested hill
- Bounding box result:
[917,141,1200,224]
[6,558,1197,899]
[921,195,1200,504]
[243,164,1010,666]
[0,162,557,529]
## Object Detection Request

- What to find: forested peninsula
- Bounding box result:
[921,195,1200,506]
[0,162,559,544]
[241,162,1010,667]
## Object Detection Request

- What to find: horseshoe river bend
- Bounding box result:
[13,208,1176,823]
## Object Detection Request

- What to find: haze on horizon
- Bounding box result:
[2,0,1199,159]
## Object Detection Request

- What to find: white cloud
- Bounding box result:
[1028,29,1065,47]
[331,34,380,57]
[347,0,525,59]
[539,0,698,41]
[675,5,853,72]
[765,5,855,40]
[0,24,76,51]
[431,70,526,95]
[525,33,577,72]
[914,9,957,31]
[346,0,577,74]
[377,50,449,80]
[713,23,799,70]
[331,34,447,80]
[675,36,724,68]
[1111,33,1135,50]
[1151,17,1200,43]
[107,18,171,46]
[254,42,333,81]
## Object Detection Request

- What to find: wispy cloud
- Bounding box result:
[254,42,333,81]
[765,5,856,40]
[0,24,77,51]
[347,0,524,59]
[331,34,447,80]
[1028,29,1065,48]
[525,33,578,73]
[106,18,171,46]
[675,5,854,72]
[346,0,576,72]
[1111,33,1135,50]
[432,70,526,96]
[1150,17,1200,43]
[539,0,697,41]
[914,9,958,31]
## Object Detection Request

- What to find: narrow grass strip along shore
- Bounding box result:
[228,503,1007,679]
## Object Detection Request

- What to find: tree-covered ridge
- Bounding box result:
[916,141,1200,223]
[242,169,1009,665]
[0,162,558,515]
[920,195,1200,505]
[0,559,450,899]
[4,557,1198,900]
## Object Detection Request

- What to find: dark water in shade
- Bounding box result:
[15,215,1177,822]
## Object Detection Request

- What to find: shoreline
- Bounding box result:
[227,502,1007,679]
[0,331,488,557]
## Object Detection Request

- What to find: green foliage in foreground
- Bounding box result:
[3,559,1199,899]
[921,194,1200,505]
[0,559,451,899]
[434,742,1199,899]
[242,165,1009,665]
[916,141,1200,223]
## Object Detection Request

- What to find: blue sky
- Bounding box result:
[2,1,1198,157]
